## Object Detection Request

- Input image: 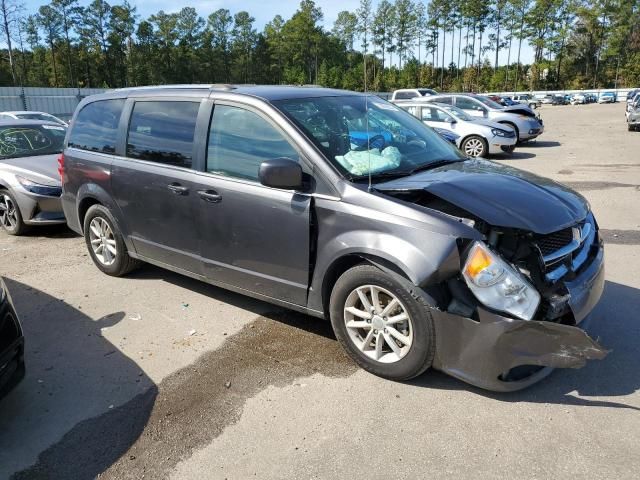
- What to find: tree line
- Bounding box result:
[0,0,638,92]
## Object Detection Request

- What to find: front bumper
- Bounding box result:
[431,243,606,392]
[13,188,66,225]
[488,135,517,154]
[519,120,544,141]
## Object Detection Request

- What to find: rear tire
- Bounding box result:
[84,204,140,276]
[0,190,28,236]
[329,264,435,381]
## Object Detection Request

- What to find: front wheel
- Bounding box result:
[0,190,28,235]
[461,135,488,158]
[329,265,435,380]
[84,204,140,276]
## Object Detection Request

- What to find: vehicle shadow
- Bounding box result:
[0,279,157,479]
[410,280,640,410]
[495,151,536,160]
[22,224,78,239]
[524,140,561,148]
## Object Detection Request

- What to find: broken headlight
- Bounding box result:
[462,241,540,320]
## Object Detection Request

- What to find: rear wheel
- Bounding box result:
[329,264,435,380]
[461,135,488,158]
[84,204,140,276]
[0,190,28,236]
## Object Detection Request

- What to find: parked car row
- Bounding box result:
[392,92,544,158]
[1,85,607,396]
[626,90,640,131]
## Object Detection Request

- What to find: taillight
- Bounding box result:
[57,153,64,181]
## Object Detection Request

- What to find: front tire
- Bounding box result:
[0,190,28,235]
[329,264,435,380]
[461,135,488,158]
[84,204,140,276]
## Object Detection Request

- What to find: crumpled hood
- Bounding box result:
[0,154,60,186]
[375,159,589,234]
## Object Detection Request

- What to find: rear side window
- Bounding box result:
[207,105,298,181]
[126,101,200,168]
[68,99,124,153]
[434,96,453,105]
[455,97,484,111]
[394,91,415,100]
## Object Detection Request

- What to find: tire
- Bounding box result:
[461,135,488,158]
[329,264,436,381]
[500,144,516,154]
[0,190,28,236]
[83,204,140,276]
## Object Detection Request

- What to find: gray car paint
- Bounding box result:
[61,86,606,391]
[0,121,65,226]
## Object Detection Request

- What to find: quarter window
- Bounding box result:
[126,101,200,168]
[207,105,298,181]
[68,99,124,153]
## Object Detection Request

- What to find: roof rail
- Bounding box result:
[114,84,237,92]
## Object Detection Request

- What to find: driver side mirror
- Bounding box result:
[446,117,457,124]
[259,158,304,191]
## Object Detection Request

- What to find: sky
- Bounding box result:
[17,0,535,66]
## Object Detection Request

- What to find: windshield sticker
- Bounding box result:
[42,125,65,131]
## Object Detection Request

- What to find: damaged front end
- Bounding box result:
[380,183,608,392]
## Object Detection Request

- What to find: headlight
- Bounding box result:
[491,128,509,137]
[16,175,62,196]
[462,241,540,320]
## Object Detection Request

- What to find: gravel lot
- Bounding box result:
[1,102,639,480]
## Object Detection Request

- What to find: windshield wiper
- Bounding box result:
[403,158,463,175]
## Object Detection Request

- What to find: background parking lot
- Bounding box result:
[1,102,639,479]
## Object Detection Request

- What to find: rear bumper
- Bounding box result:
[431,243,606,392]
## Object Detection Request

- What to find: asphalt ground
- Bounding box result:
[1,101,639,479]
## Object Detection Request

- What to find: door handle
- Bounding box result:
[167,183,189,195]
[197,190,221,203]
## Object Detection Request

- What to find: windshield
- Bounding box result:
[442,105,474,121]
[0,124,66,159]
[274,95,464,180]
[475,96,503,109]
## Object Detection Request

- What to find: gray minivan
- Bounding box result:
[60,85,607,391]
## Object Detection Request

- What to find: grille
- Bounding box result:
[535,227,573,256]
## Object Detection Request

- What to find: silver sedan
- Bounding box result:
[398,102,517,157]
[0,120,66,235]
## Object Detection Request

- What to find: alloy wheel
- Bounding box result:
[89,217,117,266]
[463,138,485,157]
[343,285,414,364]
[0,194,18,230]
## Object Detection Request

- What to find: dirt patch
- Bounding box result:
[562,181,640,191]
[13,312,357,480]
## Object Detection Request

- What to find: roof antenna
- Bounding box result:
[364,57,372,192]
[365,94,372,192]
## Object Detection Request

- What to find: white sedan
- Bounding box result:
[398,102,517,157]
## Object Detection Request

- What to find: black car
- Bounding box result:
[0,278,24,398]
[60,85,606,391]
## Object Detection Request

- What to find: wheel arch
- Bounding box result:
[498,120,519,138]
[320,253,415,321]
